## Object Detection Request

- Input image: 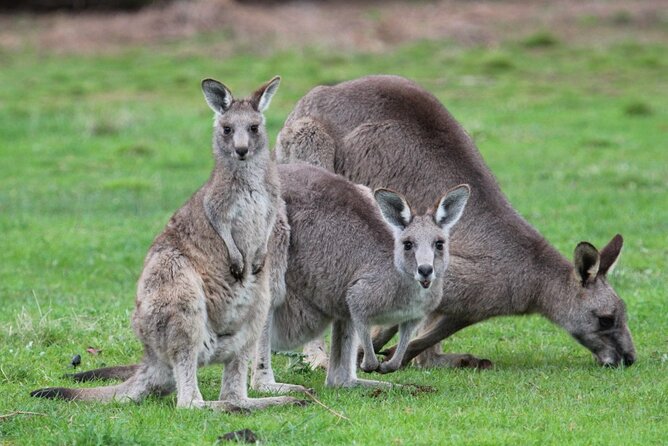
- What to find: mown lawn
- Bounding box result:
[0,30,666,445]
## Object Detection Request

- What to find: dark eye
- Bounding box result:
[598,316,615,331]
[250,124,259,133]
[403,241,413,251]
[223,126,232,135]
[435,240,444,251]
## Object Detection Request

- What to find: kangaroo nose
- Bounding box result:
[235,147,249,158]
[623,353,636,366]
[417,264,433,278]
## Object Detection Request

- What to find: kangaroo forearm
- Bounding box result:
[372,325,399,352]
[400,316,473,365]
[378,320,419,373]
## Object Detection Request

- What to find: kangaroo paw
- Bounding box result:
[229,263,244,281]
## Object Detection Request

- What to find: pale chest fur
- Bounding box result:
[369,279,443,325]
[228,187,274,256]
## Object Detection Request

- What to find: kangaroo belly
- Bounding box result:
[204,273,271,364]
[134,241,271,366]
[270,293,331,351]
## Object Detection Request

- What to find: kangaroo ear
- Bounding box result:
[374,188,412,232]
[434,184,470,231]
[574,242,600,286]
[201,78,233,114]
[598,234,623,276]
[252,75,281,112]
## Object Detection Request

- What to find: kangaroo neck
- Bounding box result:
[211,151,270,187]
[449,200,575,319]
[391,272,443,305]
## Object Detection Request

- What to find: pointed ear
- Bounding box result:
[201,78,233,114]
[374,188,412,232]
[251,75,281,112]
[574,242,600,285]
[434,184,470,231]
[598,234,623,276]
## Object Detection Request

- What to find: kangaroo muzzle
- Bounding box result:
[417,264,434,289]
[235,146,249,158]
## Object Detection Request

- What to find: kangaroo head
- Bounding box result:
[201,76,281,162]
[563,234,636,367]
[375,185,470,290]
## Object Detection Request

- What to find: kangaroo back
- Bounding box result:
[277,75,636,368]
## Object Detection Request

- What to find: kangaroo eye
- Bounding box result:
[598,316,615,331]
[435,241,444,251]
[403,241,413,251]
[250,124,259,133]
[223,126,232,135]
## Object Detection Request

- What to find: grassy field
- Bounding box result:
[1,27,667,445]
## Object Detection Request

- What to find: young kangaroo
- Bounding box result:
[31,76,305,412]
[252,164,469,390]
[61,164,469,389]
[277,75,636,369]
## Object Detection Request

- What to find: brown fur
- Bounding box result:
[31,77,305,411]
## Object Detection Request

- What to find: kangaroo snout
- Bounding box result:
[235,146,249,158]
[595,348,636,368]
[417,264,433,278]
[596,352,625,368]
[623,352,636,366]
[417,264,433,289]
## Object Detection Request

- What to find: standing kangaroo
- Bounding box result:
[31,76,305,411]
[252,164,469,391]
[60,164,469,390]
[277,74,636,369]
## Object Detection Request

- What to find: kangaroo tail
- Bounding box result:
[65,364,140,382]
[31,381,136,402]
[31,362,165,403]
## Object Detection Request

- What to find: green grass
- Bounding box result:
[1,32,666,445]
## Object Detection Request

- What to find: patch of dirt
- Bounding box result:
[0,0,666,54]
[367,383,437,399]
[405,384,438,396]
[368,387,386,399]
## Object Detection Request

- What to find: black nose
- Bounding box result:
[623,353,636,366]
[417,265,433,278]
[236,147,248,157]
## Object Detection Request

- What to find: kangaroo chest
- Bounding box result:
[228,188,273,251]
[370,282,442,325]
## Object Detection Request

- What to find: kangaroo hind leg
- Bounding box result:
[207,349,307,412]
[326,319,392,389]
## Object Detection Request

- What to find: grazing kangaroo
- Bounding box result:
[276,74,636,369]
[252,164,469,391]
[71,165,469,389]
[31,76,305,411]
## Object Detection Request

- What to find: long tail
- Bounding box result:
[66,364,140,382]
[31,363,155,402]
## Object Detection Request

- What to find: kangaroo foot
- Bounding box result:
[334,378,394,388]
[303,339,329,370]
[253,381,313,395]
[203,396,308,412]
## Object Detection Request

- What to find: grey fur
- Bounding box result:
[277,74,636,369]
[58,165,469,391]
[251,164,469,391]
[31,77,305,411]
